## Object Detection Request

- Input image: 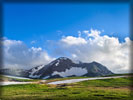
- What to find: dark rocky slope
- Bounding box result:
[27,57,113,79]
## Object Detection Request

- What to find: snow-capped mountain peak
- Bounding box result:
[27,57,113,79]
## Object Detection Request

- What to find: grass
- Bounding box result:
[103,73,133,77]
[77,77,132,87]
[0,77,132,100]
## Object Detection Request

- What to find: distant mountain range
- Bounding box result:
[0,57,114,79]
[26,57,113,79]
[0,68,28,77]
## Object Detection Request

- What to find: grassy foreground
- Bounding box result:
[0,77,132,100]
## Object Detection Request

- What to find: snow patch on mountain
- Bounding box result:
[49,61,55,66]
[29,65,44,78]
[52,67,88,77]
[55,60,60,66]
[37,65,44,70]
[58,57,68,60]
[43,76,50,79]
[29,74,41,78]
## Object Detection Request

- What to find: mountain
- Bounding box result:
[27,57,114,79]
[0,68,28,77]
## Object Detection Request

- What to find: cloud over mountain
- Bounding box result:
[53,29,131,73]
[2,29,131,73]
[2,38,54,69]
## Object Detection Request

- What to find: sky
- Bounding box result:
[3,3,131,73]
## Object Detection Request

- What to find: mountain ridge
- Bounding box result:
[27,57,114,79]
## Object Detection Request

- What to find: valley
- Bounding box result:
[0,74,132,100]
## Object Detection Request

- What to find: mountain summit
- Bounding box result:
[27,57,113,79]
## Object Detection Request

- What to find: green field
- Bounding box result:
[0,76,132,100]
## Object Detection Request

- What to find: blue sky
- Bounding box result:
[4,3,129,48]
[3,3,131,73]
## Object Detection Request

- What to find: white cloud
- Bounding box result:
[83,29,101,38]
[61,36,87,45]
[2,29,131,74]
[53,29,131,73]
[3,39,54,69]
